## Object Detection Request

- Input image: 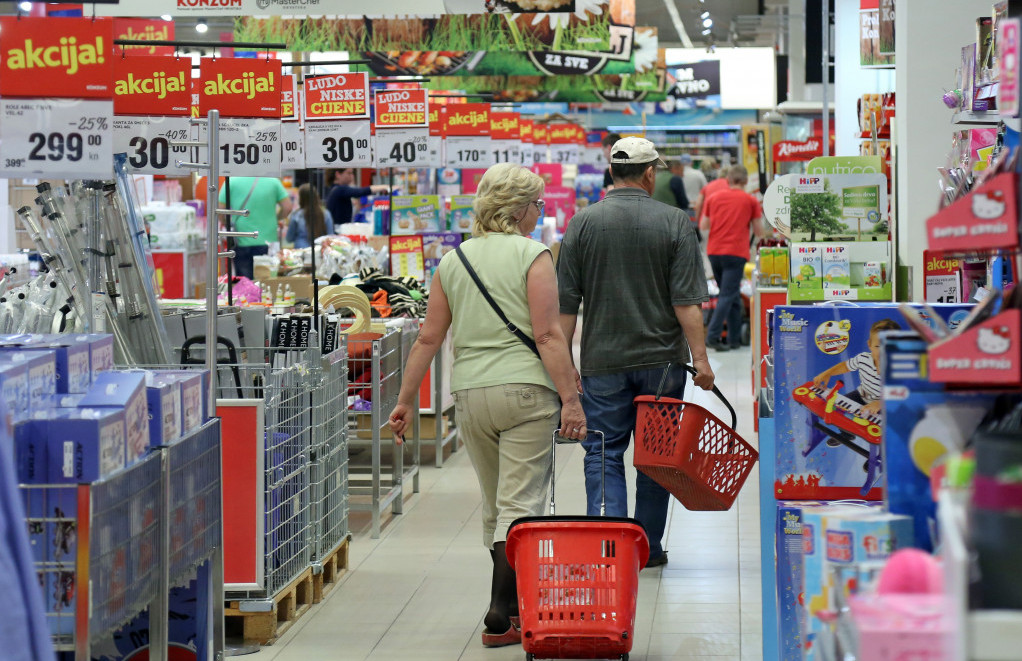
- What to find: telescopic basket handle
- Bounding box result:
[549,430,605,517]
[655,362,738,430]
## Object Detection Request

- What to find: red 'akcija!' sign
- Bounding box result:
[113,56,191,116]
[0,17,114,98]
[199,57,281,118]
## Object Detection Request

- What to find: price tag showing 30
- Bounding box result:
[374,128,431,168]
[305,119,372,168]
[199,117,281,176]
[0,98,114,178]
[114,116,198,176]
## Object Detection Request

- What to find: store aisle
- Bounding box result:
[247,348,761,661]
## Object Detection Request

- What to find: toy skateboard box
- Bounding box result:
[881,332,1005,551]
[772,303,972,500]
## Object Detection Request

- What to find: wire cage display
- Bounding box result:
[166,420,223,585]
[311,343,350,565]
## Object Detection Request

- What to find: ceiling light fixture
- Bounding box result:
[702,28,712,35]
[700,11,709,19]
[18,2,32,11]
[195,19,208,33]
[161,14,173,21]
[703,17,713,27]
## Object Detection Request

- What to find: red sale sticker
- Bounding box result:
[303,72,369,120]
[113,56,191,116]
[374,88,428,128]
[0,17,114,98]
[199,57,281,119]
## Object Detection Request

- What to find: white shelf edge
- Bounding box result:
[969,610,1022,660]
[951,110,1002,126]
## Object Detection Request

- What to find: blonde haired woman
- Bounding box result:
[390,163,585,647]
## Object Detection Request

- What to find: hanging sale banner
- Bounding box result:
[489,112,521,165]
[444,103,492,168]
[532,122,549,165]
[113,19,175,56]
[373,88,432,167]
[374,88,428,128]
[280,74,299,122]
[520,119,534,165]
[302,72,369,121]
[0,17,115,178]
[305,120,372,168]
[548,123,581,165]
[112,56,196,175]
[199,57,282,118]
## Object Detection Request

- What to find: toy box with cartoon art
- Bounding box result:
[421,232,461,289]
[772,304,973,500]
[447,195,475,232]
[775,501,827,661]
[391,195,441,235]
[881,332,1005,551]
[927,171,1019,253]
[928,308,1021,387]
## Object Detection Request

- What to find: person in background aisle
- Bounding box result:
[218,177,292,280]
[652,161,689,211]
[700,165,765,351]
[286,183,333,249]
[601,132,622,191]
[325,168,390,228]
[389,163,585,648]
[694,165,731,227]
[701,156,720,183]
[678,154,707,219]
[558,137,715,568]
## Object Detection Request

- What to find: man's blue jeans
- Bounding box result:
[581,364,688,560]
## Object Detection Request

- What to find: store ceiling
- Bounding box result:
[639,0,783,48]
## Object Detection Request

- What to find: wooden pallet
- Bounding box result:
[313,537,350,603]
[225,567,315,646]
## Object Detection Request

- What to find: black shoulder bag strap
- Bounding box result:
[455,245,540,358]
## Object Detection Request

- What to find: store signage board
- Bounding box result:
[199,57,282,118]
[99,0,449,17]
[0,98,114,178]
[305,119,372,168]
[489,112,521,164]
[374,127,433,167]
[0,17,115,98]
[281,74,299,122]
[445,136,494,168]
[280,121,305,169]
[374,89,428,129]
[198,117,281,176]
[444,101,493,167]
[113,115,197,176]
[579,146,606,167]
[113,56,191,116]
[998,18,1020,116]
[303,72,369,121]
[550,144,579,164]
[113,18,175,56]
[532,123,548,165]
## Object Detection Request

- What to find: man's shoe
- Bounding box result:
[644,552,668,569]
[708,339,731,352]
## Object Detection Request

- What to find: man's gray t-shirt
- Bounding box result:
[558,187,709,376]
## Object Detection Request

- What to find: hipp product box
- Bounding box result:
[863,261,885,288]
[151,371,204,433]
[47,408,126,483]
[447,194,476,232]
[145,376,182,447]
[0,349,57,411]
[391,195,441,234]
[821,244,851,291]
[79,371,149,464]
[772,304,973,500]
[790,244,823,290]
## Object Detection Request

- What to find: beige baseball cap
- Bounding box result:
[610,137,666,167]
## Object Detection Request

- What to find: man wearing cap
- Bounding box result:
[558,137,715,568]
[678,154,707,220]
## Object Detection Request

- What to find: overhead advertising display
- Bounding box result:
[663,47,776,110]
[666,60,721,109]
[423,71,665,103]
[99,0,580,15]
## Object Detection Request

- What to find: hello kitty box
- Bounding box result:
[929,308,1021,386]
[926,172,1019,252]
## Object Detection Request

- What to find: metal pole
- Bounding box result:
[821,1,830,157]
[206,109,220,417]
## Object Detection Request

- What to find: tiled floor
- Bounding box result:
[246,346,762,661]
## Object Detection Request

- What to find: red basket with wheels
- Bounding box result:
[633,364,758,511]
[507,431,649,661]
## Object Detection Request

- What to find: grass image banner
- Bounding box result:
[235,7,628,54]
[419,71,665,102]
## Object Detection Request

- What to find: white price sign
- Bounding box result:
[199,117,281,176]
[579,146,606,167]
[489,139,522,165]
[445,135,494,168]
[114,116,197,176]
[280,121,305,170]
[374,128,432,167]
[533,145,548,165]
[0,98,113,178]
[305,119,372,168]
[550,144,580,165]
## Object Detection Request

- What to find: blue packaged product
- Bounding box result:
[0,360,29,420]
[51,333,115,377]
[775,501,826,661]
[20,337,91,394]
[79,371,149,465]
[150,371,204,433]
[14,417,48,485]
[0,350,57,411]
[145,377,181,447]
[47,408,126,483]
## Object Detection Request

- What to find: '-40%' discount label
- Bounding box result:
[114,116,199,176]
[199,117,281,177]
[374,128,437,168]
[0,99,113,178]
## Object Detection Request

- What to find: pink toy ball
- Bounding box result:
[877,548,944,595]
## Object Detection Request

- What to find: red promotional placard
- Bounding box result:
[280,74,298,121]
[113,18,174,56]
[926,172,1019,253]
[0,17,114,98]
[929,309,1021,386]
[374,88,428,128]
[113,56,191,116]
[303,72,369,120]
[429,103,443,137]
[532,122,548,145]
[774,138,824,162]
[199,57,281,118]
[520,119,534,144]
[548,123,577,144]
[490,112,520,140]
[443,103,490,136]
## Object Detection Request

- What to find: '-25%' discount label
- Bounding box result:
[114,116,198,176]
[374,128,434,168]
[445,135,494,169]
[0,99,113,178]
[305,119,372,168]
[199,117,281,176]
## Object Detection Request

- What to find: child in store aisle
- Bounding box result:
[811,318,901,415]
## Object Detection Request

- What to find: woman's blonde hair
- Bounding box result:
[472,163,544,237]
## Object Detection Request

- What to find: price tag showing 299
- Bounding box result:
[0,98,114,178]
[200,117,281,176]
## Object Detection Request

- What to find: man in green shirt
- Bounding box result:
[218,177,292,279]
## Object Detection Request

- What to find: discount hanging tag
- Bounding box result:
[280,121,305,169]
[305,119,372,168]
[1,99,113,178]
[374,127,431,168]
[199,117,281,177]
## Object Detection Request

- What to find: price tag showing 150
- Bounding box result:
[200,117,281,176]
[0,98,113,178]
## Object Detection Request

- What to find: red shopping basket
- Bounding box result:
[633,364,758,511]
[507,431,650,661]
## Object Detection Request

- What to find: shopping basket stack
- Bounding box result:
[506,431,649,661]
[633,364,758,511]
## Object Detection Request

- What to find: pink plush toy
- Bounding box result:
[877,548,944,595]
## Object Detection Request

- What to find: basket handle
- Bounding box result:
[550,430,605,517]
[657,363,738,431]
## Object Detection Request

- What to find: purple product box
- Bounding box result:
[17,337,91,394]
[0,350,57,411]
[150,371,204,433]
[421,232,461,289]
[14,417,49,485]
[60,333,115,376]
[0,360,29,420]
[47,408,126,483]
[79,371,150,465]
[146,377,182,446]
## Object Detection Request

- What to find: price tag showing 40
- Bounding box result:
[0,98,113,178]
[374,128,431,168]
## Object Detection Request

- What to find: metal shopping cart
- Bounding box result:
[633,364,758,511]
[506,431,649,661]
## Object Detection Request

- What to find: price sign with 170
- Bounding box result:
[0,99,113,178]
[114,116,197,176]
[374,128,431,167]
[445,136,494,168]
[305,119,372,168]
[200,118,281,176]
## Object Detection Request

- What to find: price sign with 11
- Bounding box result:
[114,115,197,176]
[280,121,306,170]
[199,117,281,177]
[305,119,372,168]
[0,99,114,178]
[445,135,494,168]
[374,128,431,168]
[489,139,522,165]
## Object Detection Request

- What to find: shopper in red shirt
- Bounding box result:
[694,165,730,227]
[700,166,764,351]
